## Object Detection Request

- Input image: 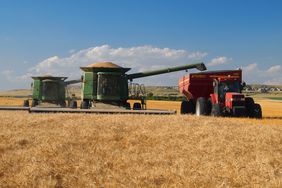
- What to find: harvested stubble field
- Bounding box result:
[0,98,282,187]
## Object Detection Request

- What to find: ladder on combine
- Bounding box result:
[128,83,147,109]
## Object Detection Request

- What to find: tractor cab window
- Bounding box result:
[218,81,240,101]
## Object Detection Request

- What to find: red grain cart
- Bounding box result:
[179,69,262,118]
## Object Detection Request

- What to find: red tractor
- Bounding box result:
[179,69,262,118]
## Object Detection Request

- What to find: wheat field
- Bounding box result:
[0,98,281,187]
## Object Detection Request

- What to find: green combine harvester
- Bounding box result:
[79,62,206,111]
[23,76,81,108]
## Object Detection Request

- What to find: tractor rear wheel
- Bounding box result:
[81,100,89,109]
[23,100,29,107]
[245,97,255,117]
[133,103,142,110]
[196,97,207,116]
[253,103,262,119]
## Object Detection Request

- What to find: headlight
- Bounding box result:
[231,97,245,101]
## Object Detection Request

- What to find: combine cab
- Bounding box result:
[179,69,262,118]
[23,76,81,108]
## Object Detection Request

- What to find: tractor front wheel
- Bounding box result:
[245,97,255,117]
[253,103,262,119]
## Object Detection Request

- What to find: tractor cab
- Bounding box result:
[215,79,242,100]
[212,77,246,116]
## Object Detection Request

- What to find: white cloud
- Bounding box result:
[266,65,281,74]
[1,70,14,77]
[2,44,281,89]
[242,63,282,85]
[69,49,76,54]
[207,56,231,66]
[244,63,258,72]
[263,77,282,85]
[23,45,208,81]
[1,70,27,85]
[1,70,14,82]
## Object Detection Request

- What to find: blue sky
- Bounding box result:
[0,0,281,89]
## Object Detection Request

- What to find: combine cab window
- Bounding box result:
[42,81,59,100]
[97,74,121,98]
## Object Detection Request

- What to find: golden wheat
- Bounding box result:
[0,98,281,187]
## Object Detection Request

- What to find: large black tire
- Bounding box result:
[207,98,212,115]
[211,103,221,116]
[253,103,262,119]
[125,102,131,110]
[69,100,77,109]
[181,100,195,114]
[196,97,207,116]
[81,100,89,109]
[245,97,255,117]
[60,101,66,108]
[180,101,188,114]
[31,100,38,107]
[23,100,29,107]
[133,103,141,110]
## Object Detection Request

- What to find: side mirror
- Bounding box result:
[242,82,246,88]
[31,83,33,88]
[241,82,246,91]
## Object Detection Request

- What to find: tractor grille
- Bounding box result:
[232,101,245,107]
